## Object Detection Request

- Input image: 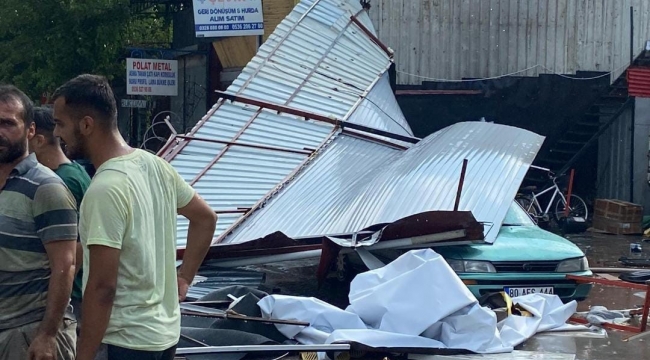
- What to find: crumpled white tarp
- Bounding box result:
[258,249,582,356]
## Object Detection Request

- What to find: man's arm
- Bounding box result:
[177,194,217,301]
[28,182,78,360]
[76,245,120,360]
[28,239,77,360]
[38,240,77,336]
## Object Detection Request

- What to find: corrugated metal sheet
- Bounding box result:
[369,0,650,85]
[597,105,634,201]
[628,67,650,97]
[223,122,544,245]
[163,0,411,248]
[347,73,411,136]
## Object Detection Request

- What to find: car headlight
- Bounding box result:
[556,257,589,272]
[446,259,496,273]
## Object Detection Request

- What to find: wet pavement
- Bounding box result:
[240,231,650,359]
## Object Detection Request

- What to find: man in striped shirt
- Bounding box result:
[0,86,78,359]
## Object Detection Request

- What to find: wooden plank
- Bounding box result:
[262,0,294,41]
[212,37,257,68]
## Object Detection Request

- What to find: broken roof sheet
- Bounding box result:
[222,122,544,245]
[160,0,413,248]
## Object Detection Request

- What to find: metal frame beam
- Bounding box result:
[215,91,420,144]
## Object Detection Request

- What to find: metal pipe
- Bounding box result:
[174,134,312,155]
[530,165,551,172]
[640,281,650,332]
[208,230,468,267]
[214,90,420,144]
[349,15,393,58]
[207,249,323,267]
[454,159,468,211]
[180,334,209,347]
[564,169,575,217]
[630,5,635,203]
[176,344,351,355]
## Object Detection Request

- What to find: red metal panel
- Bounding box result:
[627,67,650,98]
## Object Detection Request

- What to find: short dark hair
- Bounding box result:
[52,74,117,128]
[33,107,57,143]
[0,85,34,126]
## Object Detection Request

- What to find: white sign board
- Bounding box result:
[126,58,178,96]
[192,0,264,38]
[121,99,147,108]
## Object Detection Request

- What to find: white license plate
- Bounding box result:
[504,287,554,297]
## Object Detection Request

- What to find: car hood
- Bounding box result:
[436,225,585,262]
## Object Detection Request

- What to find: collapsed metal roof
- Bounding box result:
[159,0,415,249]
[223,123,543,245]
[160,0,544,262]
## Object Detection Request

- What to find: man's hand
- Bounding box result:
[28,333,57,360]
[178,274,190,302]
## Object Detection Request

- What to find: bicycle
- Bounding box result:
[515,166,588,224]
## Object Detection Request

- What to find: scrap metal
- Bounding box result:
[163,0,544,266]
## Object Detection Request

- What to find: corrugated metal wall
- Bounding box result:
[597,99,650,209]
[369,0,650,85]
[597,106,633,201]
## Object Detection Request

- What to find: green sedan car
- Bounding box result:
[435,201,593,302]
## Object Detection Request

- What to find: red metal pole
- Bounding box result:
[641,281,650,332]
[454,159,469,211]
[564,169,575,217]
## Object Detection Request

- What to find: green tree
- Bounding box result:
[0,0,171,100]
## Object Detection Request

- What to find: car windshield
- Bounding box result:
[502,201,536,226]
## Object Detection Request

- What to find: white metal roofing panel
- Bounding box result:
[223,122,544,245]
[164,0,413,249]
[347,73,413,136]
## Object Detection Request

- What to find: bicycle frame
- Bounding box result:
[524,181,568,218]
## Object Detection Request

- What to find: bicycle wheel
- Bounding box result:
[554,194,588,222]
[516,196,539,221]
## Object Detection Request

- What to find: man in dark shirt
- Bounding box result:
[0,86,78,358]
[29,107,91,332]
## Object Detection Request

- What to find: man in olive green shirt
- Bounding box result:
[29,107,91,331]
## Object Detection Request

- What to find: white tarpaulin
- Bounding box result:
[258,249,584,357]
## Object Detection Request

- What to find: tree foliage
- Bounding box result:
[0,0,171,100]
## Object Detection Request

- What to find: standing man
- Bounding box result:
[0,86,78,359]
[52,74,216,360]
[29,106,91,331]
